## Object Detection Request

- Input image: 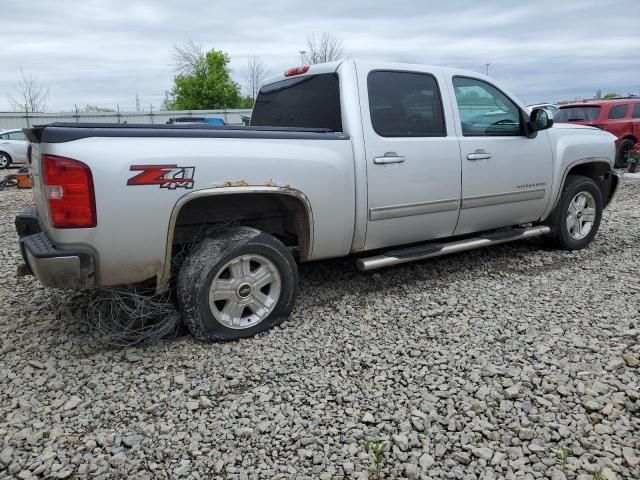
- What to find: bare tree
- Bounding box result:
[8,68,49,113]
[170,39,204,75]
[241,56,270,100]
[306,33,344,64]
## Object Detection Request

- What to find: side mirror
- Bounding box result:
[530,108,554,131]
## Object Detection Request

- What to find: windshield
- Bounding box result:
[556,106,601,122]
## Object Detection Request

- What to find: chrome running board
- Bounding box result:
[356,225,551,271]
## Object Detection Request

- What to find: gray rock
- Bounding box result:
[518,428,535,440]
[405,463,420,479]
[419,453,435,468]
[623,353,639,367]
[470,447,493,461]
[583,400,602,412]
[0,447,14,467]
[622,447,640,468]
[453,451,471,465]
[392,434,409,451]
[63,396,81,411]
[362,412,375,424]
[122,434,144,448]
[235,427,254,438]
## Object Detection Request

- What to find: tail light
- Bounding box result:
[42,154,96,228]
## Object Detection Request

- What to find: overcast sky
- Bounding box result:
[1,0,638,112]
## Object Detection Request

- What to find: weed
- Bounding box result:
[556,447,571,472]
[364,440,387,480]
[467,432,481,444]
[593,468,604,480]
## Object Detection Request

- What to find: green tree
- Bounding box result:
[164,49,244,110]
[602,92,620,99]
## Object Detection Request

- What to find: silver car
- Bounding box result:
[0,129,28,169]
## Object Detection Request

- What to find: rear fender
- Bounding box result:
[158,186,313,293]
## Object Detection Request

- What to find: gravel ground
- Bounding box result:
[1,182,639,480]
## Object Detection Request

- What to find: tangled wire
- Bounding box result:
[84,221,237,347]
[85,287,182,347]
[0,174,17,191]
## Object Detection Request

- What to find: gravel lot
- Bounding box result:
[1,182,639,480]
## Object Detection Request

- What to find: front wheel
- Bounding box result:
[546,175,603,250]
[177,227,299,341]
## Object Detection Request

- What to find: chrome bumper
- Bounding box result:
[16,208,95,289]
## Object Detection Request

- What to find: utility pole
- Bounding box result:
[485,63,491,76]
[299,50,306,65]
[136,94,140,112]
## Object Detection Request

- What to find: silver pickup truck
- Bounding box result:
[16,59,619,341]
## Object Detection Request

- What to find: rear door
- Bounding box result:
[605,103,631,140]
[633,103,640,138]
[358,65,461,250]
[450,76,553,235]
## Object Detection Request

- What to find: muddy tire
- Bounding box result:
[615,138,634,168]
[546,175,603,250]
[177,226,298,341]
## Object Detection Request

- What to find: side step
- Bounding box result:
[356,225,551,271]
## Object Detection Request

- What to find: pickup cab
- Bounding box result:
[17,60,619,341]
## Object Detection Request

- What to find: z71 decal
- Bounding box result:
[127,165,195,190]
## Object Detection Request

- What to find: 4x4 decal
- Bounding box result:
[127,165,195,190]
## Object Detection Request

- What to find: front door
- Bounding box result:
[450,76,553,235]
[360,67,462,250]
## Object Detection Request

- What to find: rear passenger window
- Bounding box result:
[608,104,628,119]
[368,71,446,137]
[632,103,640,119]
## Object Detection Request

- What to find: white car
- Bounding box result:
[0,128,29,168]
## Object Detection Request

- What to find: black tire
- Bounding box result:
[615,138,635,168]
[546,175,603,250]
[177,226,299,341]
[0,152,11,169]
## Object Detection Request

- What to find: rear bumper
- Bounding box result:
[16,207,95,289]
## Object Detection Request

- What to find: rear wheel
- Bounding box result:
[0,152,11,169]
[615,138,635,168]
[546,175,603,250]
[177,226,299,341]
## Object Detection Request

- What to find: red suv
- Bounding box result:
[556,99,640,167]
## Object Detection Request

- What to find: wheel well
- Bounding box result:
[172,193,312,262]
[0,151,12,161]
[565,161,617,207]
[619,135,638,145]
[566,161,609,182]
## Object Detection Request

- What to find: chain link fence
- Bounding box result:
[0,108,252,130]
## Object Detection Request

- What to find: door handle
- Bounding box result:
[466,150,492,161]
[373,153,406,165]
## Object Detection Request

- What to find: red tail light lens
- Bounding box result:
[284,65,310,77]
[42,154,96,228]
